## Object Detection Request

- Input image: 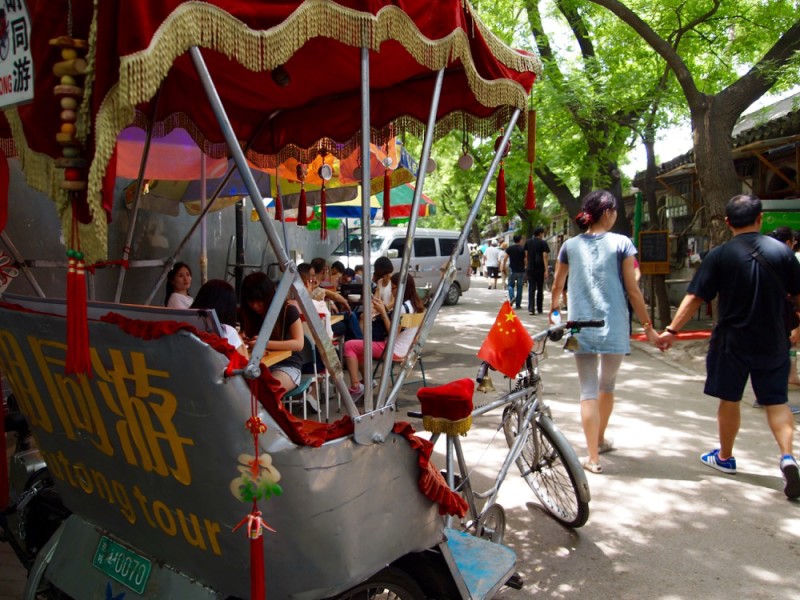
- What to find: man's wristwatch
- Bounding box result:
[665,326,678,335]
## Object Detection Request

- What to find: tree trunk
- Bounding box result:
[690,96,741,247]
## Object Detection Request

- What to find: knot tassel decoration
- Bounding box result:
[274,189,283,221]
[320,184,327,241]
[383,170,392,223]
[297,186,308,226]
[525,171,536,210]
[65,244,91,375]
[495,165,507,216]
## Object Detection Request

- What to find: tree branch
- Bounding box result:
[587,0,703,105]
[720,18,800,117]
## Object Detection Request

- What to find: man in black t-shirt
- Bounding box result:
[661,194,800,499]
[524,226,550,314]
[504,234,526,309]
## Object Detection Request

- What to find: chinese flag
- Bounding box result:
[477,301,534,378]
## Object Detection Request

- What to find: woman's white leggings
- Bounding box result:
[574,353,624,401]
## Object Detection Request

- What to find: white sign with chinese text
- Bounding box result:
[0,0,33,108]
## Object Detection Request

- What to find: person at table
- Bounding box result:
[164,262,193,309]
[329,260,346,290]
[373,256,395,306]
[191,279,247,357]
[296,263,334,338]
[344,273,424,401]
[299,262,362,341]
[239,272,304,392]
[310,256,353,313]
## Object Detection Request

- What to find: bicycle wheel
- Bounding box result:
[503,406,590,528]
[334,566,427,600]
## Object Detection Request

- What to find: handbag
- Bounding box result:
[737,237,800,332]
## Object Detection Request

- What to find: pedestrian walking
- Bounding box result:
[483,240,501,289]
[525,226,550,314]
[505,234,526,309]
[550,190,660,474]
[660,194,800,499]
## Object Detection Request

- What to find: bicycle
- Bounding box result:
[414,319,604,543]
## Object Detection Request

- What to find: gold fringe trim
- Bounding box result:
[76,0,100,142]
[81,0,539,260]
[422,415,472,436]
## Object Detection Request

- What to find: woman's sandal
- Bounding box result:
[582,459,603,474]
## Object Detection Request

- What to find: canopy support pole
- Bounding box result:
[375,68,444,410]
[384,109,522,408]
[0,232,45,297]
[199,153,208,284]
[114,94,159,302]
[142,114,274,305]
[359,46,375,413]
[188,46,354,411]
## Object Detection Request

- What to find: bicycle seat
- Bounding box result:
[416,378,475,435]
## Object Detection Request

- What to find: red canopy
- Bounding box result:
[1,0,540,261]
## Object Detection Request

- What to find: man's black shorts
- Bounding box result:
[486,266,499,279]
[705,349,789,405]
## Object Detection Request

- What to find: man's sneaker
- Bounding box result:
[700,449,737,474]
[348,383,365,402]
[780,455,800,499]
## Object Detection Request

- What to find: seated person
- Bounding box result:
[329,260,346,289]
[240,272,304,393]
[299,263,362,341]
[344,273,424,400]
[342,268,356,284]
[372,256,394,307]
[164,261,193,308]
[353,264,364,283]
[190,279,247,357]
[296,262,334,338]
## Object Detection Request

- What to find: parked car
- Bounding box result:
[330,226,471,305]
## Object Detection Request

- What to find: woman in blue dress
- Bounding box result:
[550,190,661,473]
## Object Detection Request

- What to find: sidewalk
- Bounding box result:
[2,282,799,599]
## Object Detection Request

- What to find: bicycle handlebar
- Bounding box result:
[475,319,605,382]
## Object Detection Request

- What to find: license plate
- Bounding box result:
[92,535,152,595]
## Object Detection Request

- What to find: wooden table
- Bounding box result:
[260,350,292,367]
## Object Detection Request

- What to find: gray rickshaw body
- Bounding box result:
[0,300,444,599]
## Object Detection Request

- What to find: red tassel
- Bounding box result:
[65,248,91,376]
[274,190,283,221]
[249,516,266,600]
[495,166,507,216]
[383,170,392,222]
[525,172,536,210]
[297,187,308,226]
[320,185,327,241]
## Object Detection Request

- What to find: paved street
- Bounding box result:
[3,279,800,599]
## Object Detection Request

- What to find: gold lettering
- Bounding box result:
[73,463,93,494]
[28,339,114,456]
[0,331,53,431]
[175,509,207,550]
[132,485,157,528]
[152,500,177,537]
[203,519,222,556]
[111,480,136,524]
[98,350,193,484]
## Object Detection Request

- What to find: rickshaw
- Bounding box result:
[0,1,540,597]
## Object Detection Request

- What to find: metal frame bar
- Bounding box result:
[375,68,444,410]
[188,46,356,413]
[383,109,522,408]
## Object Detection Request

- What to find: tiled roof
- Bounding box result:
[636,92,800,180]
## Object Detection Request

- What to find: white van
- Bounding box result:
[330,226,471,305]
